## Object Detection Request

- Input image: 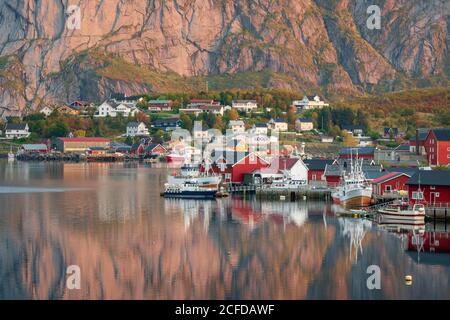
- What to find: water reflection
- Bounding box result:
[0,161,450,299]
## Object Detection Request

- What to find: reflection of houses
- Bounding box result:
[406,171,450,205]
[339,218,372,263]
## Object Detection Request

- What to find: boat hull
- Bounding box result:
[163,190,217,199]
[332,193,372,208]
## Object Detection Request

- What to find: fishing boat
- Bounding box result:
[331,152,372,208]
[163,182,217,199]
[378,203,426,225]
[167,164,221,188]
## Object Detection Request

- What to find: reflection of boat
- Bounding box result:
[163,182,217,199]
[7,146,15,161]
[378,203,425,225]
[331,153,372,208]
[165,153,185,163]
[339,218,372,263]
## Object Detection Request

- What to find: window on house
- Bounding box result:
[412,191,424,200]
[430,186,435,190]
[385,185,392,192]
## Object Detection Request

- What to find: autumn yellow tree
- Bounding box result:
[342,131,358,147]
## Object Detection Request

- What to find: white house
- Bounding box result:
[126,122,149,137]
[251,123,268,135]
[292,95,329,110]
[268,118,288,132]
[95,100,139,117]
[180,104,224,116]
[267,156,309,182]
[229,120,246,134]
[39,106,53,117]
[232,100,258,112]
[5,123,31,139]
[295,118,314,132]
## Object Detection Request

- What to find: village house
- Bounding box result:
[295,118,313,132]
[126,122,149,137]
[304,159,334,184]
[229,120,246,134]
[409,128,430,155]
[383,127,399,139]
[424,128,450,166]
[231,100,258,112]
[39,106,53,117]
[187,99,220,108]
[406,170,450,205]
[4,123,30,139]
[180,104,224,116]
[151,118,182,131]
[86,147,109,156]
[292,95,329,110]
[110,142,132,154]
[251,123,268,136]
[206,151,269,184]
[270,157,308,181]
[55,137,110,153]
[268,118,288,132]
[148,100,173,111]
[95,100,139,117]
[323,163,343,187]
[192,122,211,141]
[371,172,411,197]
[56,105,79,115]
[321,136,334,143]
[144,143,167,157]
[342,125,364,137]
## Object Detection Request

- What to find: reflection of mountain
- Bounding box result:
[1,162,450,299]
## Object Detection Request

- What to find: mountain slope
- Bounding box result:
[0,0,448,116]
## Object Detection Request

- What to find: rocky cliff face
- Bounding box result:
[0,0,448,115]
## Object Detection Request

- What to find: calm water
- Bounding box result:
[0,161,449,300]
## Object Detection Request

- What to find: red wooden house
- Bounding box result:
[206,151,269,184]
[303,159,334,183]
[406,171,450,205]
[371,172,411,196]
[424,128,450,166]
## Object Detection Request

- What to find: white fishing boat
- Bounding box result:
[163,182,217,199]
[378,203,426,225]
[167,164,221,189]
[331,151,372,208]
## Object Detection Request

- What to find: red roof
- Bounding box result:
[372,172,409,184]
[58,137,110,142]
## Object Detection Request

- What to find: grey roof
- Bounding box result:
[254,123,268,128]
[385,167,419,176]
[304,159,334,170]
[394,144,410,152]
[406,171,450,186]
[298,118,313,122]
[127,121,140,128]
[324,164,343,176]
[364,170,387,180]
[339,147,375,155]
[22,144,47,151]
[152,118,181,125]
[432,128,450,141]
[5,123,27,130]
[210,150,249,165]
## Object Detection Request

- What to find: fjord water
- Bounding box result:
[0,161,449,300]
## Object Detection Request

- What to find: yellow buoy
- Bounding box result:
[405,275,413,285]
[354,214,358,218]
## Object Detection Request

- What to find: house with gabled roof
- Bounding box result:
[424,128,450,166]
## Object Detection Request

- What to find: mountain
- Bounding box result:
[0,0,448,116]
